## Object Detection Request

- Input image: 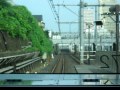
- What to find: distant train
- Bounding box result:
[53,42,117,55]
[53,44,61,55]
[84,43,115,52]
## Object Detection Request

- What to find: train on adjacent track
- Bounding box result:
[53,42,117,55]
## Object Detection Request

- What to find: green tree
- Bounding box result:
[0,0,12,9]
[0,1,53,54]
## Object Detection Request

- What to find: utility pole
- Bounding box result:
[94,6,98,49]
[109,4,120,84]
[85,22,93,64]
[79,0,84,64]
[114,5,119,84]
[115,5,119,57]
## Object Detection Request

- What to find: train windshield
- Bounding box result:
[0,0,120,86]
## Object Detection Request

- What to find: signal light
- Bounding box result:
[95,21,103,27]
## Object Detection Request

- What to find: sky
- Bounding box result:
[12,0,119,32]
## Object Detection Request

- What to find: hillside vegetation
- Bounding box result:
[0,0,53,54]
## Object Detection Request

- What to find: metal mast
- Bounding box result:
[79,0,84,64]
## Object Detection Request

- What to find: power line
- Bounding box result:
[62,5,79,17]
[54,4,116,7]
[48,0,61,33]
[47,0,57,21]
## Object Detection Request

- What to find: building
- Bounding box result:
[84,7,95,33]
[33,15,53,39]
[52,0,119,52]
[98,0,117,33]
[52,32,61,40]
[33,15,45,30]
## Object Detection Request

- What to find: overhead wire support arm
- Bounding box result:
[57,21,79,24]
[53,3,79,17]
[62,5,79,17]
[54,4,80,6]
[101,13,116,22]
[54,4,116,7]
[101,13,120,22]
[82,4,113,6]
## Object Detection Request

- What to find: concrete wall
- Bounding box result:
[96,51,120,73]
[0,31,29,52]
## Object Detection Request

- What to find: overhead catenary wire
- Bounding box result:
[48,0,61,33]
[57,0,61,34]
[47,0,57,22]
[62,4,79,17]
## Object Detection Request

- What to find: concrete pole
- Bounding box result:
[94,6,98,50]
[109,5,120,84]
[88,25,91,64]
[115,5,119,84]
[79,0,84,64]
[116,5,119,57]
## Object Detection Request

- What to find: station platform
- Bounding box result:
[75,64,113,73]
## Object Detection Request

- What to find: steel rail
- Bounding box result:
[61,58,65,73]
[0,57,40,73]
[51,55,65,73]
[51,58,61,73]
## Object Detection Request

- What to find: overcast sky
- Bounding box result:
[12,0,119,32]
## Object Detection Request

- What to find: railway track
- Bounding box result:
[70,55,80,64]
[51,56,65,73]
[50,52,79,73]
[70,51,96,65]
[0,52,41,73]
[0,57,41,73]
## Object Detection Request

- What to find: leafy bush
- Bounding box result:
[0,0,53,54]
